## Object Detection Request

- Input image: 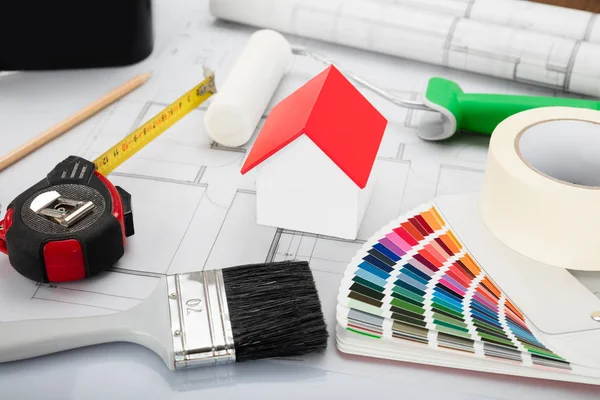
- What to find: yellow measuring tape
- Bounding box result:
[93,69,217,176]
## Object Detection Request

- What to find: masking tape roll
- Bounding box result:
[481,106,600,271]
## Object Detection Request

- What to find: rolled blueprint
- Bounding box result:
[373,0,600,43]
[481,106,600,271]
[209,0,600,97]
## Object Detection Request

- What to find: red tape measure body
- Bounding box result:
[0,156,134,283]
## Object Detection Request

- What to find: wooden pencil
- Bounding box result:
[0,72,151,172]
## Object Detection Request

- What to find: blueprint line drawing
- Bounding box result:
[374,0,600,44]
[209,0,600,97]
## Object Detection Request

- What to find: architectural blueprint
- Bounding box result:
[209,0,600,97]
[1,0,600,398]
[374,0,600,43]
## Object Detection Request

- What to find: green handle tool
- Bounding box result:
[420,77,600,140]
[293,46,600,140]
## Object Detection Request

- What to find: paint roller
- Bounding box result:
[204,29,293,147]
[206,28,600,144]
[203,28,408,146]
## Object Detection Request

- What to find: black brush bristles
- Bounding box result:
[220,260,329,362]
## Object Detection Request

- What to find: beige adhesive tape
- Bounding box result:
[481,106,600,271]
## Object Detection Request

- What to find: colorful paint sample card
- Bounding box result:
[336,201,600,385]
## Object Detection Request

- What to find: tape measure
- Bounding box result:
[94,70,217,176]
[0,70,217,283]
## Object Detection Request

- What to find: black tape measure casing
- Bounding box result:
[0,74,216,283]
[1,156,134,283]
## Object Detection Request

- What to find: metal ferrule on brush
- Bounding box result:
[166,270,235,369]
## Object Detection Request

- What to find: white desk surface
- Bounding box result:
[1,0,600,399]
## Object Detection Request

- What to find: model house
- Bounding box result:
[240,65,388,240]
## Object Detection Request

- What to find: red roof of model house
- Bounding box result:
[240,65,388,189]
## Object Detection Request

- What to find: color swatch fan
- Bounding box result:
[335,200,600,385]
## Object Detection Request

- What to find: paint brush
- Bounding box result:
[0,261,328,369]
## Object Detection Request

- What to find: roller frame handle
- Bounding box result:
[424,77,600,136]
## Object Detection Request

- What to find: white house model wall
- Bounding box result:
[255,134,375,240]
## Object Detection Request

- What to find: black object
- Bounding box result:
[0,156,134,283]
[0,1,154,70]
[221,261,329,361]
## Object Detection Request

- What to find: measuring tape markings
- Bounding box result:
[0,70,218,283]
[94,71,217,176]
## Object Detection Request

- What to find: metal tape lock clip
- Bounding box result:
[30,191,95,227]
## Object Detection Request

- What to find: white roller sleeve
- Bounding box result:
[204,29,293,147]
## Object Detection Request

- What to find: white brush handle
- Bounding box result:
[204,29,293,147]
[0,311,131,362]
[0,277,175,369]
